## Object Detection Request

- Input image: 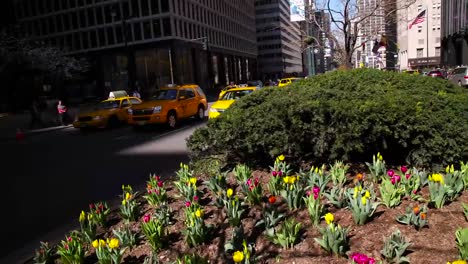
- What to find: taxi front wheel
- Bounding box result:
[167,112,177,129]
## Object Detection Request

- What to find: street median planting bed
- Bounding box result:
[33,156,468,263]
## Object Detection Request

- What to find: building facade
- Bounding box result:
[13,0,258,100]
[441,0,468,67]
[397,0,442,71]
[255,0,302,80]
[308,10,334,74]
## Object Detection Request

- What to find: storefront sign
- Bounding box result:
[407,57,440,67]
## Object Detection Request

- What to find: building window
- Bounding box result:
[417,48,424,58]
[435,47,440,56]
[162,18,171,36]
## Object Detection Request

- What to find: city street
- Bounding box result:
[1,118,205,262]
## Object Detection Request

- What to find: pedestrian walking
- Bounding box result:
[29,99,42,129]
[57,100,68,126]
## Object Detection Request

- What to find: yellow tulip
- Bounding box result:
[290,176,297,184]
[446,165,450,173]
[450,164,455,173]
[353,187,359,199]
[92,240,99,248]
[361,197,367,205]
[195,209,204,218]
[99,239,106,248]
[277,154,285,161]
[283,176,291,184]
[122,199,126,206]
[364,190,371,199]
[87,213,93,221]
[324,213,334,224]
[189,177,197,185]
[108,238,119,249]
[227,188,234,198]
[431,173,444,184]
[232,251,244,263]
[79,211,85,222]
[448,261,467,264]
[125,192,131,200]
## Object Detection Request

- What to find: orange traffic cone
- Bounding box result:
[15,128,24,141]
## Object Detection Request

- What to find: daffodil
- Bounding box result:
[364,190,371,198]
[361,196,367,205]
[195,208,204,218]
[79,211,85,222]
[232,250,244,263]
[189,177,197,185]
[108,238,119,249]
[324,213,334,224]
[227,188,233,198]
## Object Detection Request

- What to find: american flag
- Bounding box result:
[409,10,426,29]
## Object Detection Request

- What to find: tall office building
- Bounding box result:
[354,0,398,69]
[309,10,334,74]
[441,0,468,67]
[255,0,303,80]
[397,0,442,70]
[13,0,258,99]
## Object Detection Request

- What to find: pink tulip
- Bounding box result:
[306,190,311,197]
[157,181,163,187]
[405,173,411,180]
[89,203,95,209]
[391,177,396,185]
[185,201,191,207]
[154,175,161,181]
[401,166,408,174]
[67,236,72,242]
[395,175,401,182]
[313,186,320,196]
[278,171,283,177]
[272,171,277,177]
[413,189,418,194]
[193,196,199,202]
[313,193,319,200]
[143,214,150,223]
[387,169,395,177]
[246,179,252,186]
[254,178,260,186]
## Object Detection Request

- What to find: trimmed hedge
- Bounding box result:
[188,69,468,166]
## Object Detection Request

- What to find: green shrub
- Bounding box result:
[188,69,468,166]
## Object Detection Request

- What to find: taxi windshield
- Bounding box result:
[152,89,178,100]
[96,100,120,109]
[221,90,253,100]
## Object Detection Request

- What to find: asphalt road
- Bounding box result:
[1,118,205,263]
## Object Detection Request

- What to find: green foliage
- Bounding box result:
[255,203,285,238]
[303,186,324,226]
[272,218,302,249]
[396,205,428,230]
[204,171,228,208]
[56,232,86,264]
[141,215,165,253]
[314,222,349,257]
[88,202,111,227]
[182,204,210,247]
[380,229,411,264]
[188,69,468,166]
[323,186,348,209]
[223,194,245,227]
[303,165,330,194]
[455,228,468,260]
[379,177,404,208]
[241,177,263,206]
[112,225,140,250]
[329,161,349,186]
[280,175,305,210]
[143,175,168,207]
[463,203,468,222]
[346,187,380,225]
[175,253,208,264]
[224,226,257,264]
[119,185,140,223]
[365,152,386,183]
[33,241,55,264]
[233,164,252,183]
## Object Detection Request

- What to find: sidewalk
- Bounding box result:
[0,107,80,141]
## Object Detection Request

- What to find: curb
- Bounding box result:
[0,125,73,142]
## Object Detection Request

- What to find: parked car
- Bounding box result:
[128,84,207,129]
[447,66,468,87]
[427,70,446,79]
[278,77,302,87]
[209,87,257,119]
[73,92,142,129]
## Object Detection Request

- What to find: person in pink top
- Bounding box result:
[57,100,68,126]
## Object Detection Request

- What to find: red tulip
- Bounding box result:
[143,214,150,223]
[272,171,277,177]
[268,195,276,204]
[193,196,199,202]
[401,166,408,174]
[405,173,411,180]
[387,169,395,177]
[185,201,191,207]
[157,181,163,187]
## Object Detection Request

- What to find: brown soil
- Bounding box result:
[51,170,468,264]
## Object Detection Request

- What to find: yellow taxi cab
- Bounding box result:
[73,92,142,129]
[218,84,238,99]
[209,87,257,119]
[278,77,301,87]
[128,84,207,129]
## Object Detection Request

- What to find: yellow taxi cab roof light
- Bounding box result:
[108,90,129,99]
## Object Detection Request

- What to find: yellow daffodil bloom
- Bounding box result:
[233,251,245,263]
[364,190,371,199]
[92,239,99,248]
[108,238,119,249]
[361,197,367,205]
[227,188,234,198]
[125,192,131,200]
[278,154,285,161]
[324,213,334,224]
[195,209,204,218]
[189,177,197,186]
[431,173,444,184]
[79,211,85,222]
